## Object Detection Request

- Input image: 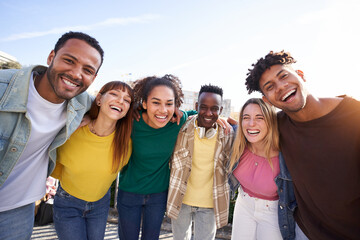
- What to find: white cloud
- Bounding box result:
[0,14,160,42]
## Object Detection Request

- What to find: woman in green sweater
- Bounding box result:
[117,75,191,240]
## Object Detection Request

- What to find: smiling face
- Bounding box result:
[97,88,132,122]
[142,85,175,129]
[259,64,308,113]
[196,92,222,131]
[44,38,101,103]
[241,103,268,145]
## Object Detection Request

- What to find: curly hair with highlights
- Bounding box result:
[132,74,184,109]
[245,50,296,94]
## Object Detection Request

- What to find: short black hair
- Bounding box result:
[245,50,296,94]
[54,31,104,72]
[198,84,223,99]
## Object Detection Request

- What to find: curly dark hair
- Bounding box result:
[245,50,296,94]
[132,74,184,109]
[199,84,223,99]
[54,31,104,72]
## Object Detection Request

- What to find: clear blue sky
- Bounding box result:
[1,0,359,110]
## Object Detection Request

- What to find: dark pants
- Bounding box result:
[117,189,167,240]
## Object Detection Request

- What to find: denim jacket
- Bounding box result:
[0,65,92,186]
[228,152,296,240]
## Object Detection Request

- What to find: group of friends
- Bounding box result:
[0,31,359,240]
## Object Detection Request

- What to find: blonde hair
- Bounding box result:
[228,98,279,171]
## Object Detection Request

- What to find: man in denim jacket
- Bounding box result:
[0,31,103,239]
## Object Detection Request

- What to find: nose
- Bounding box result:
[70,66,82,80]
[205,108,213,116]
[159,104,167,113]
[117,96,124,104]
[275,81,289,94]
[249,118,256,126]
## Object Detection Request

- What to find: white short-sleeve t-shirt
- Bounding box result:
[0,72,66,212]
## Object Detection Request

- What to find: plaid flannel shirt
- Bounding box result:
[166,116,234,228]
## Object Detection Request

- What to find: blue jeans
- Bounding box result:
[117,189,167,240]
[53,184,111,240]
[172,204,216,240]
[0,203,35,240]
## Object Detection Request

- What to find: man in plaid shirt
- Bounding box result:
[167,84,234,240]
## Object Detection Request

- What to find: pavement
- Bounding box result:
[31,208,232,239]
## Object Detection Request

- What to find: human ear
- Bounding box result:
[47,50,55,65]
[296,70,306,82]
[142,101,147,110]
[95,93,102,106]
[195,102,199,111]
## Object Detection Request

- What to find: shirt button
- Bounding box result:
[280,206,283,209]
[255,162,258,166]
[11,147,17,152]
[0,172,3,176]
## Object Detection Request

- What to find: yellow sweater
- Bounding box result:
[182,130,217,208]
[52,125,131,202]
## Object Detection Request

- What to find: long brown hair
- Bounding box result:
[229,98,279,171]
[88,81,134,173]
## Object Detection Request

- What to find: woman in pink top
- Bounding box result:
[228,98,282,240]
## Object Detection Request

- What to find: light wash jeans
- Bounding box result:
[295,223,309,240]
[53,184,111,240]
[231,187,282,240]
[171,203,216,240]
[0,202,35,240]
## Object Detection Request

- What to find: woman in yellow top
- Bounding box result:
[51,81,133,240]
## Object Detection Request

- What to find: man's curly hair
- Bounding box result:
[245,50,296,94]
[132,74,184,109]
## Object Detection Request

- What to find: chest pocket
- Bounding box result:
[172,148,190,170]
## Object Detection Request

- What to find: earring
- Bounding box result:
[97,102,101,106]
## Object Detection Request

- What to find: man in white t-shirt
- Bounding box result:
[0,31,103,239]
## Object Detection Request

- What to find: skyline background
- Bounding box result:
[1,0,360,110]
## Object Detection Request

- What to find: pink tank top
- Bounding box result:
[233,148,280,200]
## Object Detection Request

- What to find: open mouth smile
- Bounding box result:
[110,105,123,113]
[61,75,80,88]
[247,130,260,135]
[155,115,167,120]
[281,89,296,102]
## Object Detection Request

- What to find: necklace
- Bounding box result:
[89,120,99,136]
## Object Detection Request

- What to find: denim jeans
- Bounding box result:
[231,186,282,240]
[295,223,309,240]
[0,203,35,240]
[117,189,167,240]
[53,184,111,240]
[171,203,216,240]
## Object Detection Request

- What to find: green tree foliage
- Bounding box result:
[0,61,22,69]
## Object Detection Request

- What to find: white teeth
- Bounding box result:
[110,106,122,112]
[63,79,77,87]
[248,130,260,134]
[204,118,212,121]
[282,89,295,101]
[156,115,167,119]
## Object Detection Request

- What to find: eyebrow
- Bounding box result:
[262,69,285,89]
[63,53,97,73]
[151,97,174,102]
